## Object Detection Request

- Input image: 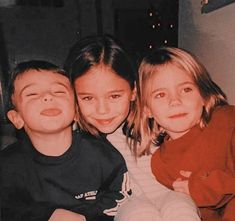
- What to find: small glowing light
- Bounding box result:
[149,45,153,49]
[164,40,168,44]
[152,24,155,29]
[157,23,161,27]
[170,24,173,28]
[149,12,153,16]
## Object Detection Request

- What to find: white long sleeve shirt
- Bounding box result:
[106,126,170,202]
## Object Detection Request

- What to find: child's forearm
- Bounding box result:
[189,169,235,208]
[49,209,86,221]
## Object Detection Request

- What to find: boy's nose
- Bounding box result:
[43,93,53,102]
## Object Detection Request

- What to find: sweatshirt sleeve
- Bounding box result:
[0,150,55,221]
[188,169,235,208]
[1,182,56,221]
[1,164,130,221]
[188,129,235,208]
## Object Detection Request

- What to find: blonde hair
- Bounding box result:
[130,47,228,156]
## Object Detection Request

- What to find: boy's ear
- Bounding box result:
[7,110,24,129]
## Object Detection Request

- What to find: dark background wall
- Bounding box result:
[0,0,178,148]
[0,0,178,68]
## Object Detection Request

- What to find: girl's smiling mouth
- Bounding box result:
[95,117,115,125]
[168,113,188,119]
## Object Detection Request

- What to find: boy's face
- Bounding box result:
[8,70,75,135]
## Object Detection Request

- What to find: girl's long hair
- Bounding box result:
[130,47,228,156]
[64,35,137,136]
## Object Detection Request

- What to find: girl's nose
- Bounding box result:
[97,100,109,114]
[169,93,182,106]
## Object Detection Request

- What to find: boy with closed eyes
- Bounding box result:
[0,60,130,221]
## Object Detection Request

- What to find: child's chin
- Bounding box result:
[98,126,117,134]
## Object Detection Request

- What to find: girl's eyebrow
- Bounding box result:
[108,89,125,93]
[151,87,166,95]
[151,81,195,95]
[151,81,195,93]
[76,92,93,96]
[77,89,125,95]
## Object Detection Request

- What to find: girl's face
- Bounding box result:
[74,65,136,134]
[147,64,204,140]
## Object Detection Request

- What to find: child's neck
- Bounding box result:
[26,127,73,156]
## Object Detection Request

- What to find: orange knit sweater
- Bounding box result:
[151,105,235,220]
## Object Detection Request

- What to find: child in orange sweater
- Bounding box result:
[133,47,235,221]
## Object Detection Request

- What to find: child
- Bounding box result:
[136,46,235,221]
[0,60,130,221]
[64,35,201,221]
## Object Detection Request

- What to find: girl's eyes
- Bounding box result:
[80,94,121,101]
[153,88,193,99]
[81,96,93,101]
[110,94,121,99]
[154,92,166,99]
[152,85,195,100]
[182,87,193,93]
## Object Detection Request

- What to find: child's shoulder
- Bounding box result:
[212,105,235,127]
[1,140,21,154]
[73,130,125,161]
[0,140,25,167]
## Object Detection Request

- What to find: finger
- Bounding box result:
[173,187,184,193]
[180,170,192,178]
[172,180,182,188]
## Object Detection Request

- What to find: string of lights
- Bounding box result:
[115,0,178,59]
